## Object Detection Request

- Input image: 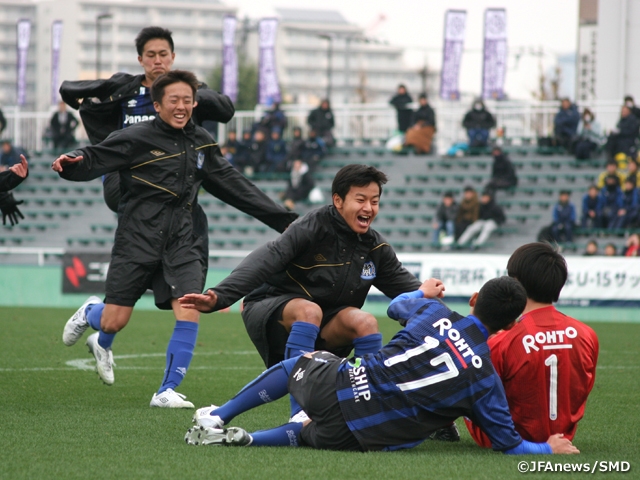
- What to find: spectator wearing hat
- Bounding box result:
[551,190,576,243]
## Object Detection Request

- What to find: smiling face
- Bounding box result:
[139,38,175,85]
[333,182,380,234]
[153,81,196,129]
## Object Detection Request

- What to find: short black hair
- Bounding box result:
[443,190,454,198]
[419,93,427,100]
[331,164,388,200]
[624,95,634,103]
[151,70,198,103]
[135,26,174,56]
[559,189,571,196]
[474,276,527,333]
[507,242,567,304]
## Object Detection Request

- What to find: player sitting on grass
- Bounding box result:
[465,242,599,445]
[183,276,579,455]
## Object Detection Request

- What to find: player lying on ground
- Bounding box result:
[53,70,295,408]
[183,277,579,454]
[465,242,599,445]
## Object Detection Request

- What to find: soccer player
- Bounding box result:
[179,164,422,419]
[54,70,295,408]
[183,277,578,455]
[465,243,599,446]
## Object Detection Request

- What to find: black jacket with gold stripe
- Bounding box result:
[211,204,422,313]
[59,116,297,265]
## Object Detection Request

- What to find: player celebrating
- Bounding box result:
[183,277,578,455]
[54,70,295,408]
[465,242,599,445]
[180,164,422,420]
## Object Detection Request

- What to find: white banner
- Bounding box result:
[258,18,281,105]
[440,10,466,101]
[482,8,507,100]
[16,19,31,106]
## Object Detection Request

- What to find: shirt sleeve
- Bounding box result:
[372,244,422,300]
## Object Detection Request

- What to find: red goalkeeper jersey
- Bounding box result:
[466,306,599,446]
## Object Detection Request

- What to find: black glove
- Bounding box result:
[0,192,25,226]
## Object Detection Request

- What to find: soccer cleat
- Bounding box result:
[428,422,460,442]
[288,410,310,423]
[150,388,195,409]
[86,332,115,385]
[62,296,101,346]
[184,426,253,446]
[192,405,224,428]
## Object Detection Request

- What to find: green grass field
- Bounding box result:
[1,306,638,480]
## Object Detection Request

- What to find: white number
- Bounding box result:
[384,336,459,392]
[544,354,558,421]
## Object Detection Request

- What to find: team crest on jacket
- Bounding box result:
[197,152,205,169]
[360,260,376,280]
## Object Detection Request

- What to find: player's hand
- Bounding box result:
[51,154,83,172]
[9,155,28,178]
[419,278,445,299]
[547,434,580,454]
[178,289,218,312]
[0,192,25,226]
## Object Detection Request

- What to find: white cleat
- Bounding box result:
[192,405,224,428]
[184,426,253,446]
[86,332,115,385]
[62,296,101,346]
[288,410,310,423]
[150,388,195,409]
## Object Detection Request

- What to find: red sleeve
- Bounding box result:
[464,417,493,448]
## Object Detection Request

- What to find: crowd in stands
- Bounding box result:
[389,85,437,154]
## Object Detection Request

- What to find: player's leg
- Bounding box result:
[318,307,382,357]
[185,423,303,447]
[457,220,482,246]
[473,219,497,247]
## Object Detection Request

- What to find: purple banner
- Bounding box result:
[482,8,507,100]
[258,18,281,105]
[51,20,63,105]
[440,10,467,101]
[222,15,238,103]
[16,19,31,106]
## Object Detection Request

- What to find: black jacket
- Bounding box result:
[60,73,235,144]
[211,205,422,312]
[478,199,506,225]
[413,105,436,128]
[59,117,297,266]
[463,108,496,130]
[0,170,26,193]
[307,107,335,135]
[491,154,518,186]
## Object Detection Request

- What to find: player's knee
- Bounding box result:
[289,301,323,326]
[348,312,379,336]
[100,317,126,333]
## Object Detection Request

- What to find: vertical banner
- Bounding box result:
[482,8,507,100]
[221,15,238,103]
[16,19,31,106]
[51,20,64,105]
[258,18,281,105]
[440,10,467,100]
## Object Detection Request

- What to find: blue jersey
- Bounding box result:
[335,291,523,452]
[121,86,155,129]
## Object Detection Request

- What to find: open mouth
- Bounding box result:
[357,215,371,228]
[174,113,186,121]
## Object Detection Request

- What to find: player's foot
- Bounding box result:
[192,405,224,428]
[150,388,194,409]
[184,426,253,446]
[62,296,101,346]
[288,410,310,423]
[428,423,460,442]
[86,332,114,385]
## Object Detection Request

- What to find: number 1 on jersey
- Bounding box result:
[544,354,558,421]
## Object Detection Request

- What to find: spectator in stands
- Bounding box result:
[260,101,287,134]
[574,108,604,160]
[300,129,326,169]
[283,127,305,171]
[281,159,315,211]
[454,186,479,240]
[49,100,79,152]
[249,129,268,175]
[624,95,640,121]
[609,178,639,229]
[307,99,335,148]
[597,159,624,189]
[550,190,576,244]
[389,84,413,133]
[0,140,28,171]
[606,105,640,159]
[462,99,496,148]
[603,243,617,256]
[597,174,623,229]
[624,159,639,187]
[553,98,580,152]
[456,190,505,249]
[222,130,240,166]
[485,146,518,191]
[431,191,458,246]
[0,106,6,134]
[263,129,287,173]
[404,94,436,155]
[582,240,599,256]
[624,233,640,256]
[581,185,601,229]
[0,154,27,226]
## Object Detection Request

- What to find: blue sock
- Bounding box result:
[158,321,198,394]
[248,421,304,447]
[85,302,115,349]
[214,357,299,424]
[353,333,383,357]
[285,322,319,417]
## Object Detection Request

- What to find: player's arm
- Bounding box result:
[193,86,235,124]
[0,155,28,192]
[371,243,423,299]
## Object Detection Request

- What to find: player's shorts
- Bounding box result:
[242,289,354,367]
[104,256,204,310]
[287,351,363,452]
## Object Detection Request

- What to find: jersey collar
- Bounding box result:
[469,315,489,340]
